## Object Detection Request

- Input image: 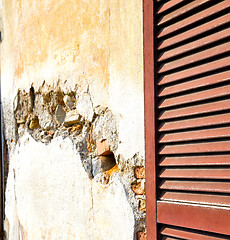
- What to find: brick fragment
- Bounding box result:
[138,199,146,212]
[137,232,146,240]
[131,181,145,195]
[96,140,111,156]
[134,166,145,179]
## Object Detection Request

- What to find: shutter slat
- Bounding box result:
[160,180,230,193]
[159,84,230,108]
[157,0,185,14]
[159,155,230,166]
[158,202,230,235]
[159,56,230,85]
[160,168,230,179]
[160,141,230,155]
[158,28,230,62]
[161,226,230,240]
[159,113,230,132]
[159,99,230,120]
[159,127,230,143]
[159,41,230,74]
[159,71,230,97]
[160,192,230,207]
[158,0,211,26]
[158,13,230,50]
[159,1,230,38]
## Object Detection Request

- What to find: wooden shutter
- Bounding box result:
[145,0,230,239]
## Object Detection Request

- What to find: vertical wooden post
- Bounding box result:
[143,0,157,239]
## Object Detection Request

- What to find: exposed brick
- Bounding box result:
[137,232,146,240]
[96,139,111,156]
[134,166,145,179]
[138,199,146,212]
[131,181,145,195]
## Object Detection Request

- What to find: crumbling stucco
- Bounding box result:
[3,86,146,240]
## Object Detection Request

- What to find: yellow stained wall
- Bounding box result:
[4,0,110,90]
[2,0,143,108]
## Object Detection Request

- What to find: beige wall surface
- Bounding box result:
[1,0,145,239]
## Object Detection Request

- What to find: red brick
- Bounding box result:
[134,166,145,179]
[96,140,111,156]
[137,232,146,240]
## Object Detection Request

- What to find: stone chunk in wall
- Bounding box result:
[55,105,66,124]
[76,93,94,122]
[64,110,82,126]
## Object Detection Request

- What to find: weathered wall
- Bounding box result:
[1,0,145,239]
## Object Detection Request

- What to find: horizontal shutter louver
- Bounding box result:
[159,71,230,97]
[160,225,230,240]
[158,13,230,50]
[158,1,230,38]
[157,0,186,14]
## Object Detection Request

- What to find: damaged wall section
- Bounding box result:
[3,84,146,240]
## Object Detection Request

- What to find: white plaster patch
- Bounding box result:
[92,174,135,240]
[5,133,134,240]
[14,134,93,240]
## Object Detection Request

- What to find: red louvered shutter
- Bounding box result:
[145,0,230,239]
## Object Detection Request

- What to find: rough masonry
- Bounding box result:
[2,82,146,240]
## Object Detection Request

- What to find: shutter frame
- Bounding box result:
[145,0,230,239]
[144,0,157,239]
